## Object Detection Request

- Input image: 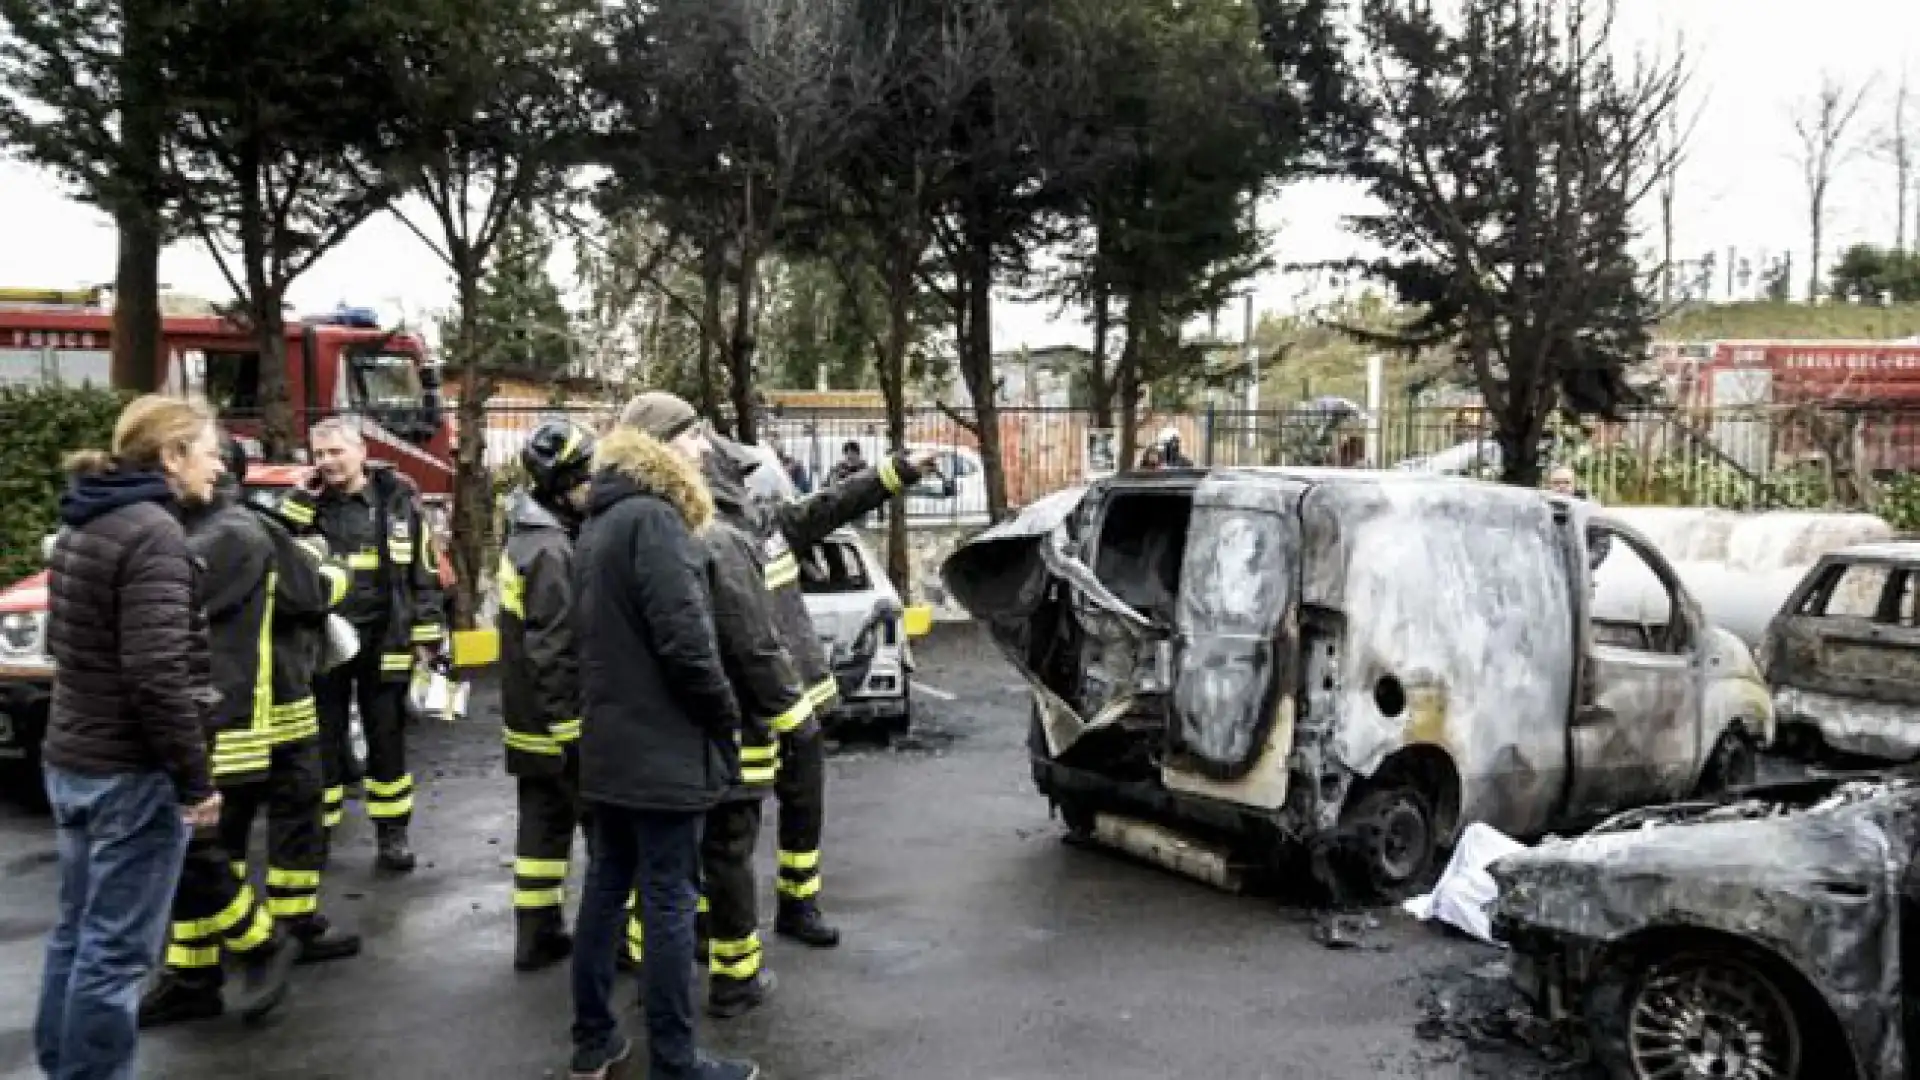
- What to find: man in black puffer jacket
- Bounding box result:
[566,413,759,1080]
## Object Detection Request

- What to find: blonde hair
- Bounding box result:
[66,394,215,477]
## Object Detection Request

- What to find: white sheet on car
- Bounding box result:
[1401,822,1526,944]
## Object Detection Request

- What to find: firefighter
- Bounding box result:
[498,419,596,972]
[280,418,445,871]
[139,436,362,1028]
[615,393,932,949]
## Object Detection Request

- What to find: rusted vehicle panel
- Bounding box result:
[1491,775,1920,1080]
[943,468,1775,899]
[1763,543,1920,763]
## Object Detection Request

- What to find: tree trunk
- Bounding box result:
[728,225,760,445]
[450,269,490,631]
[1658,185,1675,305]
[1089,274,1113,428]
[880,248,914,593]
[1117,313,1143,468]
[955,222,1008,520]
[1809,195,1825,301]
[697,244,724,426]
[111,0,164,393]
[238,144,294,458]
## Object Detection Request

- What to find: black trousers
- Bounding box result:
[774,730,825,904]
[700,798,764,982]
[514,749,585,917]
[164,738,326,987]
[315,640,413,829]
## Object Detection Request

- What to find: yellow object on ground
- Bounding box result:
[904,605,934,639]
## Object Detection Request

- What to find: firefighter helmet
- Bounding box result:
[520,418,597,500]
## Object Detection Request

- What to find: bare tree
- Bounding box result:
[1876,69,1917,251]
[1653,91,1704,304]
[1792,74,1875,299]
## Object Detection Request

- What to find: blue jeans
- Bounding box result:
[572,805,704,1075]
[36,766,189,1080]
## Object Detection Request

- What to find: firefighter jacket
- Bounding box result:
[185,487,350,785]
[701,467,807,800]
[280,463,445,683]
[706,444,922,734]
[496,492,582,777]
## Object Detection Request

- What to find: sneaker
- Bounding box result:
[656,1053,762,1080]
[291,915,363,965]
[707,970,776,1019]
[229,933,298,1023]
[568,1035,633,1080]
[137,973,224,1028]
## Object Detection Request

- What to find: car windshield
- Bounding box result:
[800,541,872,595]
[353,353,423,407]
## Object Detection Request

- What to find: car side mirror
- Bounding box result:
[873,597,904,624]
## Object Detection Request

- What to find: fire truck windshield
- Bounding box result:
[352,352,424,407]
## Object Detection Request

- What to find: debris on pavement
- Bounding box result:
[1402,822,1525,943]
[1311,910,1388,950]
[1414,959,1591,1075]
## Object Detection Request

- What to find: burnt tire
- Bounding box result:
[1590,950,1809,1080]
[1697,730,1758,797]
[1337,784,1438,904]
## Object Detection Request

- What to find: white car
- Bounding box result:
[797,528,913,734]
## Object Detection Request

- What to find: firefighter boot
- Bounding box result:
[227,930,299,1023]
[707,969,777,1020]
[775,898,841,949]
[137,972,224,1028]
[514,910,574,972]
[376,822,417,873]
[290,914,363,965]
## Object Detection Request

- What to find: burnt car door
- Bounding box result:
[1566,520,1707,819]
[1164,476,1304,783]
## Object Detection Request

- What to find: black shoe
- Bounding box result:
[568,1035,632,1080]
[291,915,363,965]
[228,932,298,1023]
[775,898,841,948]
[138,973,224,1028]
[707,969,776,1019]
[514,913,573,972]
[656,1053,762,1080]
[375,824,416,873]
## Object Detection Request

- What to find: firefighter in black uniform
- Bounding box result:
[498,419,596,972]
[140,436,363,1027]
[280,418,445,871]
[616,393,931,949]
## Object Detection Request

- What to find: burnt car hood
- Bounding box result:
[940,485,1088,635]
[1492,776,1920,958]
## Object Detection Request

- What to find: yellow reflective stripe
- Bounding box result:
[381,653,414,671]
[267,894,319,917]
[347,550,380,570]
[626,920,645,956]
[776,876,822,899]
[229,906,275,952]
[175,885,256,939]
[505,730,562,756]
[778,849,821,871]
[167,943,222,969]
[411,623,443,644]
[497,551,526,619]
[270,698,319,745]
[280,501,315,525]
[271,698,318,724]
[879,458,903,494]
[514,887,566,909]
[709,934,760,959]
[322,785,345,806]
[806,678,838,710]
[697,893,710,914]
[769,698,812,734]
[515,857,569,879]
[322,807,344,829]
[710,949,763,980]
[366,795,414,819]
[550,718,582,742]
[389,538,413,565]
[763,553,799,590]
[740,765,778,785]
[364,775,414,798]
[250,569,278,734]
[319,563,350,607]
[267,867,321,889]
[230,861,247,880]
[739,743,778,764]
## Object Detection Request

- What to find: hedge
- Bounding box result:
[0,385,126,585]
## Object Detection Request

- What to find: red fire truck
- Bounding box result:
[0,286,454,498]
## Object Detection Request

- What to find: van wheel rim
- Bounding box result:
[1370,797,1428,883]
[1628,956,1801,1080]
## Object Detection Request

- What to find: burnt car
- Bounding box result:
[941,467,1776,900]
[1762,542,1920,764]
[1491,774,1920,1080]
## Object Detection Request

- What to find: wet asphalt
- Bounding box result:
[0,626,1554,1080]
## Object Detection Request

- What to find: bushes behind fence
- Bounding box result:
[0,385,127,584]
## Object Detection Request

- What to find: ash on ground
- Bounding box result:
[1412,955,1601,1079]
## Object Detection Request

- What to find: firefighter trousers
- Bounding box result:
[701,798,765,982]
[316,641,414,830]
[163,739,327,988]
[774,730,825,904]
[514,750,586,917]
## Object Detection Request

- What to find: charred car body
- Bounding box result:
[1763,541,1920,765]
[1491,774,1920,1080]
[942,468,1775,898]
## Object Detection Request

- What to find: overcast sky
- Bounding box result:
[0,0,1916,354]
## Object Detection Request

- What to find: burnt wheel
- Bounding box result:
[1338,784,1437,903]
[1623,953,1804,1080]
[1696,731,1758,796]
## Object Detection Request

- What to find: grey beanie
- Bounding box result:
[618,392,700,442]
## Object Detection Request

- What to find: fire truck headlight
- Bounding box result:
[0,611,47,660]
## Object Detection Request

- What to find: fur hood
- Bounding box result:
[590,425,714,532]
